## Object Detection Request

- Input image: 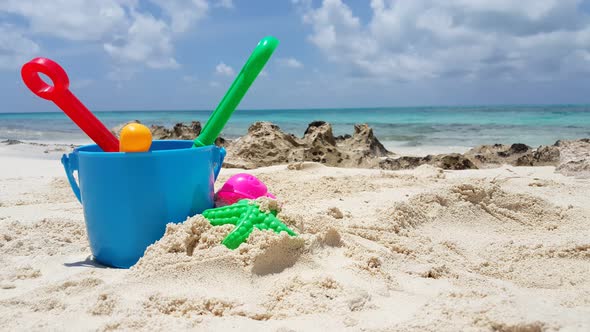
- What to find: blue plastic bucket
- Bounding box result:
[61,140,225,268]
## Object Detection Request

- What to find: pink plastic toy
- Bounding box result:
[215,173,276,206]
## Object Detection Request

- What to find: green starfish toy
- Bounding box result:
[202,200,297,249]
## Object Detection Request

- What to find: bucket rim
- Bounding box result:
[74,140,216,155]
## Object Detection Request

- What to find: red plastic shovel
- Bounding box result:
[21,57,119,152]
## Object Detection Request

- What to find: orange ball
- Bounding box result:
[119,123,152,152]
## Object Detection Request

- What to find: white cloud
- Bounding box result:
[0,0,128,41]
[299,0,590,81]
[103,0,209,69]
[0,0,221,71]
[104,13,179,69]
[0,25,40,70]
[215,0,234,9]
[148,0,208,33]
[277,57,304,68]
[215,62,235,76]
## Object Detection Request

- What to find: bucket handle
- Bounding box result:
[214,147,226,181]
[61,153,82,203]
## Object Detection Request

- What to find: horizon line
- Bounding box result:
[2,103,590,115]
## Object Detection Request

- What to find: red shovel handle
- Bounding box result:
[21,57,119,152]
[21,57,70,100]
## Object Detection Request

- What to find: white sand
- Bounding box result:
[1,143,589,331]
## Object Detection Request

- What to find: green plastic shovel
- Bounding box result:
[194,36,279,147]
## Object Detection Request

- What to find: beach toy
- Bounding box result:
[194,36,279,147]
[202,199,296,249]
[119,123,152,152]
[215,173,276,206]
[21,57,119,152]
[61,140,226,268]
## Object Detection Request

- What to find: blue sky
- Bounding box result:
[2,0,590,113]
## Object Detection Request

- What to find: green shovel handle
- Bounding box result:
[194,36,279,147]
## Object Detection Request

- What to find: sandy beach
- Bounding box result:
[0,138,589,332]
[4,0,590,329]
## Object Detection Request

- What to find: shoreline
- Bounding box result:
[4,118,589,159]
[2,123,589,179]
[1,138,473,158]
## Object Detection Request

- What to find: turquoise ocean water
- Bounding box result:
[1,105,590,155]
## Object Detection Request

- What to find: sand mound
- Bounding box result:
[379,182,566,233]
[132,214,306,278]
[345,181,581,285]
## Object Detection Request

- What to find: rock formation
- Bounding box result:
[108,120,589,176]
[111,121,202,140]
[223,121,392,169]
[464,143,560,168]
[150,121,202,140]
[379,153,477,170]
[554,139,590,178]
[1,139,22,145]
[223,122,304,169]
[110,120,140,137]
[341,123,389,158]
